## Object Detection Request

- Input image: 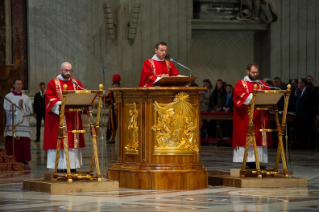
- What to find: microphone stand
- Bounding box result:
[170,59,192,77]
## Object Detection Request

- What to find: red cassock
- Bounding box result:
[43,77,85,150]
[232,79,272,148]
[139,59,180,87]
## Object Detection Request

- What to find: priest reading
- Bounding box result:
[43,62,85,173]
[232,62,272,169]
[139,41,180,87]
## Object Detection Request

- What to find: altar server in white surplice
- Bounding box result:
[4,79,33,164]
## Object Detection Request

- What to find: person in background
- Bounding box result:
[296,78,318,149]
[223,81,228,90]
[200,79,213,138]
[208,79,226,137]
[4,79,33,164]
[104,74,121,143]
[265,80,274,87]
[221,84,234,138]
[200,79,213,112]
[221,85,234,113]
[33,82,46,142]
[273,77,287,90]
[209,79,226,112]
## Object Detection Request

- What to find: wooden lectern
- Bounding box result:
[240,84,291,178]
[53,84,103,183]
[107,87,208,189]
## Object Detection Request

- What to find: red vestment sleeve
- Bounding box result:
[45,80,60,114]
[139,60,157,87]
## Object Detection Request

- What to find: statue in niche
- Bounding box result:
[237,0,278,23]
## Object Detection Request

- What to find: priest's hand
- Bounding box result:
[161,74,169,78]
[34,113,37,119]
[19,99,23,107]
[216,107,222,112]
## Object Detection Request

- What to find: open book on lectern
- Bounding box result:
[64,92,97,106]
[152,76,197,86]
[249,91,285,105]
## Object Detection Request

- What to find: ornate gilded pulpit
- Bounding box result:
[108,87,208,189]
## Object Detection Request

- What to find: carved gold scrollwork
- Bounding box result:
[152,92,199,155]
[125,103,139,154]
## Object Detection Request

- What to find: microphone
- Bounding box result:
[255,80,281,90]
[170,58,192,77]
[72,80,86,90]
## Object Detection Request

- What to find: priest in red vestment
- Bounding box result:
[232,62,272,168]
[43,62,85,172]
[139,41,180,87]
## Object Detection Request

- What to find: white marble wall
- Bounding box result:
[270,0,319,85]
[27,0,192,94]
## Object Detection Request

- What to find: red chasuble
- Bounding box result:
[43,77,85,150]
[139,59,180,87]
[232,79,272,148]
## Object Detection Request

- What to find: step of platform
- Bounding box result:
[23,179,119,194]
[209,175,308,188]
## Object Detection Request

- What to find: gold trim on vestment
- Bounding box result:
[54,78,63,101]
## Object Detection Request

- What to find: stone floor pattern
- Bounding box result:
[0,141,319,212]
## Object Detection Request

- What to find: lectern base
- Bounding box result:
[108,166,208,189]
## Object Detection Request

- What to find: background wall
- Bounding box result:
[270,0,319,84]
[190,30,270,86]
[27,0,192,95]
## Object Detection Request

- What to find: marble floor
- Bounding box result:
[1,141,319,212]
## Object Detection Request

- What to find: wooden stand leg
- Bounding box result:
[92,135,102,181]
[278,135,289,178]
[252,131,262,178]
[240,135,251,177]
[89,150,95,180]
[53,129,63,181]
[62,136,72,183]
[273,105,284,177]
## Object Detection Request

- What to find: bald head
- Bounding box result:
[60,62,72,69]
[59,62,73,79]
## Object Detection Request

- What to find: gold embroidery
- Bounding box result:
[237,93,245,105]
[144,76,153,87]
[241,80,249,93]
[165,60,171,75]
[148,59,171,78]
[54,78,63,101]
[148,59,156,75]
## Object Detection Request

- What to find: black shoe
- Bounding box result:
[71,169,76,173]
[57,169,66,173]
[246,162,256,169]
[23,161,29,165]
[34,139,40,142]
[260,165,267,169]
